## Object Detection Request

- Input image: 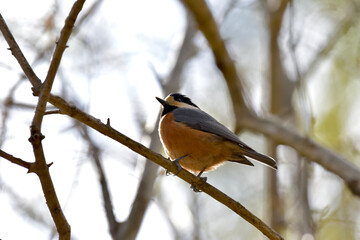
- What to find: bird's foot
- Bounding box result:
[165,155,188,176]
[190,176,207,192]
[191,169,207,192]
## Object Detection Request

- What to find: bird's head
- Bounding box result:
[156,93,199,116]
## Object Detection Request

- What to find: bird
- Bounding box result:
[156,93,277,179]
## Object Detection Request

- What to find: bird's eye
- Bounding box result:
[174,96,182,102]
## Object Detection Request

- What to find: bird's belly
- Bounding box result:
[159,114,230,173]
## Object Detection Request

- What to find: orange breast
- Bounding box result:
[159,112,231,173]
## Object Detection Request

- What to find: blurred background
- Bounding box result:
[1,0,360,239]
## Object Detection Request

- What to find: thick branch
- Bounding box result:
[180,0,360,197]
[241,114,360,195]
[180,0,249,119]
[267,0,290,232]
[46,95,282,240]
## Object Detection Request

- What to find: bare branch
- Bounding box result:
[0,1,85,239]
[1,7,280,236]
[116,16,198,240]
[28,2,85,240]
[31,0,85,130]
[2,0,359,239]
[45,94,282,240]
[0,79,24,147]
[296,158,314,235]
[288,2,314,235]
[28,2,85,239]
[267,0,290,232]
[0,149,32,170]
[116,160,159,240]
[180,0,250,121]
[76,0,104,28]
[180,0,360,197]
[240,114,360,195]
[163,13,198,92]
[77,124,118,237]
[0,14,42,89]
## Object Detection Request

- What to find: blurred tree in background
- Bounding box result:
[1,0,360,239]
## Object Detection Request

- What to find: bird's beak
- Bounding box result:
[156,97,168,106]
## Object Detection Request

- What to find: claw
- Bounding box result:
[190,185,201,192]
[190,169,207,192]
[165,155,188,176]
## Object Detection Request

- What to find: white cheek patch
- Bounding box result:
[175,102,198,109]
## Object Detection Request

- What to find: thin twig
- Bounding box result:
[31,0,85,129]
[0,149,32,170]
[76,0,103,28]
[0,15,42,89]
[77,124,118,237]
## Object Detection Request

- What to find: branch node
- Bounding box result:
[106,118,111,126]
[31,85,41,96]
[27,164,36,173]
[28,131,45,143]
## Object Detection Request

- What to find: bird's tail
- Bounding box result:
[241,147,277,170]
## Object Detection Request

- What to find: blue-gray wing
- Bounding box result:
[172,108,277,169]
[172,108,249,147]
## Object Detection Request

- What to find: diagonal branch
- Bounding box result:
[0,149,32,170]
[46,95,283,240]
[116,14,199,240]
[31,0,85,129]
[2,0,359,238]
[240,115,360,195]
[180,0,249,120]
[77,123,118,237]
[180,0,360,197]
[1,9,282,238]
[0,14,42,88]
[0,1,85,239]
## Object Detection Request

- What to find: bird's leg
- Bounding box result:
[165,155,188,176]
[190,168,207,192]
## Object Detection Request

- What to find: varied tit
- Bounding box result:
[156,93,277,178]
